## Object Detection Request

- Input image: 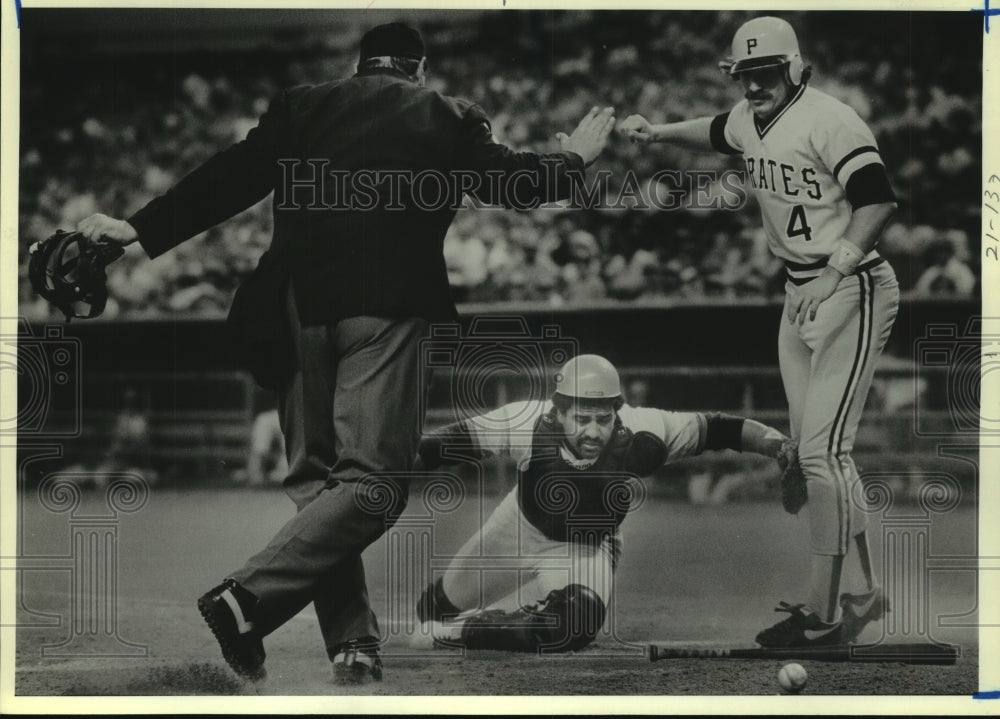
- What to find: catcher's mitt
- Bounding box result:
[28,230,125,321]
[776,439,807,515]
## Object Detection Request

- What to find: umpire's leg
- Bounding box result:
[316,314,431,652]
[231,314,430,642]
[268,286,362,650]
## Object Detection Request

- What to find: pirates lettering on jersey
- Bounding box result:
[714,86,888,270]
[517,413,646,544]
[744,156,822,201]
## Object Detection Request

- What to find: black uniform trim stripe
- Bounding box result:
[836,270,877,456]
[785,258,829,271]
[825,454,847,555]
[828,273,871,456]
[833,145,880,181]
[786,257,885,285]
[710,112,741,155]
[845,162,897,209]
[828,555,844,617]
[754,83,806,139]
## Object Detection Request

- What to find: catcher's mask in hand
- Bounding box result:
[28,230,125,321]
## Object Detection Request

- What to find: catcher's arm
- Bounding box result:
[738,418,787,459]
[693,414,805,514]
[739,419,807,514]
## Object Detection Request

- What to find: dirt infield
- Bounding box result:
[12,487,980,697]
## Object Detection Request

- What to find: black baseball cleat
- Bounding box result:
[839,586,889,643]
[197,578,267,681]
[755,601,843,647]
[332,637,383,684]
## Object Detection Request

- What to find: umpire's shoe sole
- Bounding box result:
[198,579,267,682]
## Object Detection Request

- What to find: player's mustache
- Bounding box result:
[746,92,770,101]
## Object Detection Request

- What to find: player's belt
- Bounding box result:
[785,257,885,285]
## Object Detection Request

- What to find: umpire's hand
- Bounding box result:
[77,213,138,245]
[556,106,616,166]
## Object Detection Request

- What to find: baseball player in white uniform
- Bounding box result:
[414,354,793,652]
[618,16,898,647]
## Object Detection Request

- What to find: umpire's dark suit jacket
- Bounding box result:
[128,67,585,326]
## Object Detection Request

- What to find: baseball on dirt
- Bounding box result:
[778,663,808,693]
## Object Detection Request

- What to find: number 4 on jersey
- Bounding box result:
[786,204,813,242]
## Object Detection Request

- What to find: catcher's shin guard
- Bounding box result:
[416,576,462,623]
[460,584,606,653]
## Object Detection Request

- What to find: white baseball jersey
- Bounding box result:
[464,399,706,544]
[716,85,886,282]
[465,399,705,469]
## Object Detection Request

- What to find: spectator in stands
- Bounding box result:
[538,212,579,272]
[558,229,607,304]
[604,232,659,300]
[661,236,704,298]
[913,237,976,298]
[443,226,488,303]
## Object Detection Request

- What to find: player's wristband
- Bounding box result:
[827,239,865,277]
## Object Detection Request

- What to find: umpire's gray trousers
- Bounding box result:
[231,287,430,657]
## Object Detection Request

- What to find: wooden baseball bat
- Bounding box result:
[647,642,959,665]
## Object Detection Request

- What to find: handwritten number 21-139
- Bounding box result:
[988,174,999,263]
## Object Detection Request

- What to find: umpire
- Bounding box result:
[77,22,615,684]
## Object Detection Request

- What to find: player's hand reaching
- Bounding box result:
[618,114,655,144]
[556,106,616,167]
[77,213,138,246]
[786,268,841,325]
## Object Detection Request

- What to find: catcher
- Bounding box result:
[414,354,806,652]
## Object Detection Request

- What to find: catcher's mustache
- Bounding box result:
[746,93,770,101]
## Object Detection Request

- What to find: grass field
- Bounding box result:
[11,485,981,701]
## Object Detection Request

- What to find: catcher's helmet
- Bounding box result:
[555,354,623,408]
[727,16,805,86]
[28,230,124,321]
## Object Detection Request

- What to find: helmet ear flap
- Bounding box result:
[786,54,804,86]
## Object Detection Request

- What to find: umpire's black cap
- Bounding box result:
[360,23,425,60]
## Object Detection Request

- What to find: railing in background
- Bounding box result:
[20,362,957,494]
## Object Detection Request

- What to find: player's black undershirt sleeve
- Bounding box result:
[702,412,746,452]
[710,112,741,155]
[845,162,897,209]
[416,420,482,470]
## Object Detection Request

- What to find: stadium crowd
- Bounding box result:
[18,11,980,320]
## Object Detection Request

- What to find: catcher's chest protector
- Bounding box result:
[516,414,637,543]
